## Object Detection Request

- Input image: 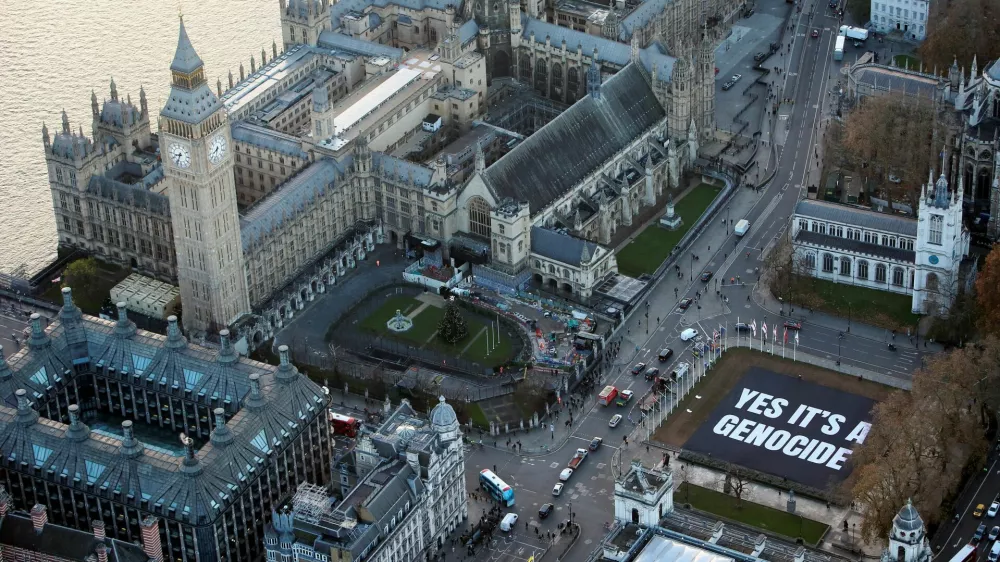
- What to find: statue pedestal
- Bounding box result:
[659,202,683,230]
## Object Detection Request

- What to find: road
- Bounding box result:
[463,0,946,556]
[932,452,1000,562]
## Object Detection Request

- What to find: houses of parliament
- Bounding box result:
[44,0,742,341]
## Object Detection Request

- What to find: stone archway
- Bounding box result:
[977,167,992,202]
[493,50,511,78]
[533,273,543,283]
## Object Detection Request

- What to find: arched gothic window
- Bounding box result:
[468,196,492,238]
[822,253,834,273]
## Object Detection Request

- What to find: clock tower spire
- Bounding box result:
[159,17,250,336]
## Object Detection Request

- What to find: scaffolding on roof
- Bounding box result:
[293,482,332,524]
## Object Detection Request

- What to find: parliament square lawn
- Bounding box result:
[358,295,515,363]
[617,183,722,277]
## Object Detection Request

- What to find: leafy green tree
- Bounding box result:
[437,303,469,344]
[61,258,101,309]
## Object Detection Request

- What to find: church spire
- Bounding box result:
[475,141,486,174]
[170,16,205,75]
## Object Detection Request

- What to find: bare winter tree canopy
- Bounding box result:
[919,0,1000,72]
[841,95,948,207]
[849,338,1000,541]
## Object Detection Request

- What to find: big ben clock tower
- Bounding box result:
[160,17,250,335]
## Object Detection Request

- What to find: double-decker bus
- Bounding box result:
[329,412,361,438]
[479,469,515,506]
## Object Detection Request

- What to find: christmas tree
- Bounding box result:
[438,303,469,344]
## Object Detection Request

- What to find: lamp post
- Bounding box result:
[847,302,852,333]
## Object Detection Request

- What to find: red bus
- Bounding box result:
[329,412,361,437]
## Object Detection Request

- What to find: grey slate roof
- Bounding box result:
[0,512,149,561]
[1,300,329,527]
[231,122,309,159]
[795,230,916,263]
[794,199,917,237]
[329,0,456,32]
[893,501,924,532]
[240,158,348,250]
[99,100,143,128]
[619,0,671,41]
[317,31,404,60]
[482,63,665,215]
[372,153,434,188]
[530,227,600,266]
[459,19,480,44]
[987,59,1000,81]
[522,16,630,66]
[86,174,170,217]
[170,19,203,74]
[161,21,222,126]
[50,132,95,160]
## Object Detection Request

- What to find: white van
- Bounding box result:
[989,542,1000,562]
[734,219,750,237]
[500,513,519,532]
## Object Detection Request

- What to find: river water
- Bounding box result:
[0,0,279,276]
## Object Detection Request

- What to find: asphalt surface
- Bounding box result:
[460,1,947,558]
[933,452,1000,562]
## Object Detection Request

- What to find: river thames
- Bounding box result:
[0,0,279,276]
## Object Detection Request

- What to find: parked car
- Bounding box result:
[681,328,699,342]
[976,523,987,541]
[589,437,603,451]
[783,321,802,330]
[552,483,564,496]
[853,40,864,48]
[631,362,647,375]
[722,80,734,91]
[731,74,742,83]
[501,513,519,532]
[989,502,999,517]
[559,468,574,481]
[679,298,693,310]
[645,367,661,381]
[539,503,554,519]
[700,271,713,282]
[976,504,987,517]
[658,348,674,362]
[734,322,751,332]
[811,29,819,38]
[753,52,766,62]
[609,414,623,428]
[990,526,999,541]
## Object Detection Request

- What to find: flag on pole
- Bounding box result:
[784,328,788,344]
[762,321,768,337]
[750,320,757,336]
[773,326,777,342]
[795,331,799,345]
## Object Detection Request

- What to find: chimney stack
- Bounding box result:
[92,519,106,540]
[30,504,47,533]
[0,486,10,518]
[140,516,164,562]
[95,544,109,562]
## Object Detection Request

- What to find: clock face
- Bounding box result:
[208,135,228,165]
[169,143,191,169]
[928,255,939,265]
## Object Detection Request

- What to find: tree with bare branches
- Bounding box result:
[918,0,1000,73]
[841,95,949,208]
[975,245,1000,337]
[849,339,999,541]
[717,462,755,508]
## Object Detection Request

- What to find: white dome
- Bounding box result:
[430,395,459,431]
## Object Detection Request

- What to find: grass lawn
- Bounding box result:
[789,275,920,331]
[617,183,723,277]
[357,296,515,364]
[892,54,920,69]
[466,403,489,428]
[677,483,829,544]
